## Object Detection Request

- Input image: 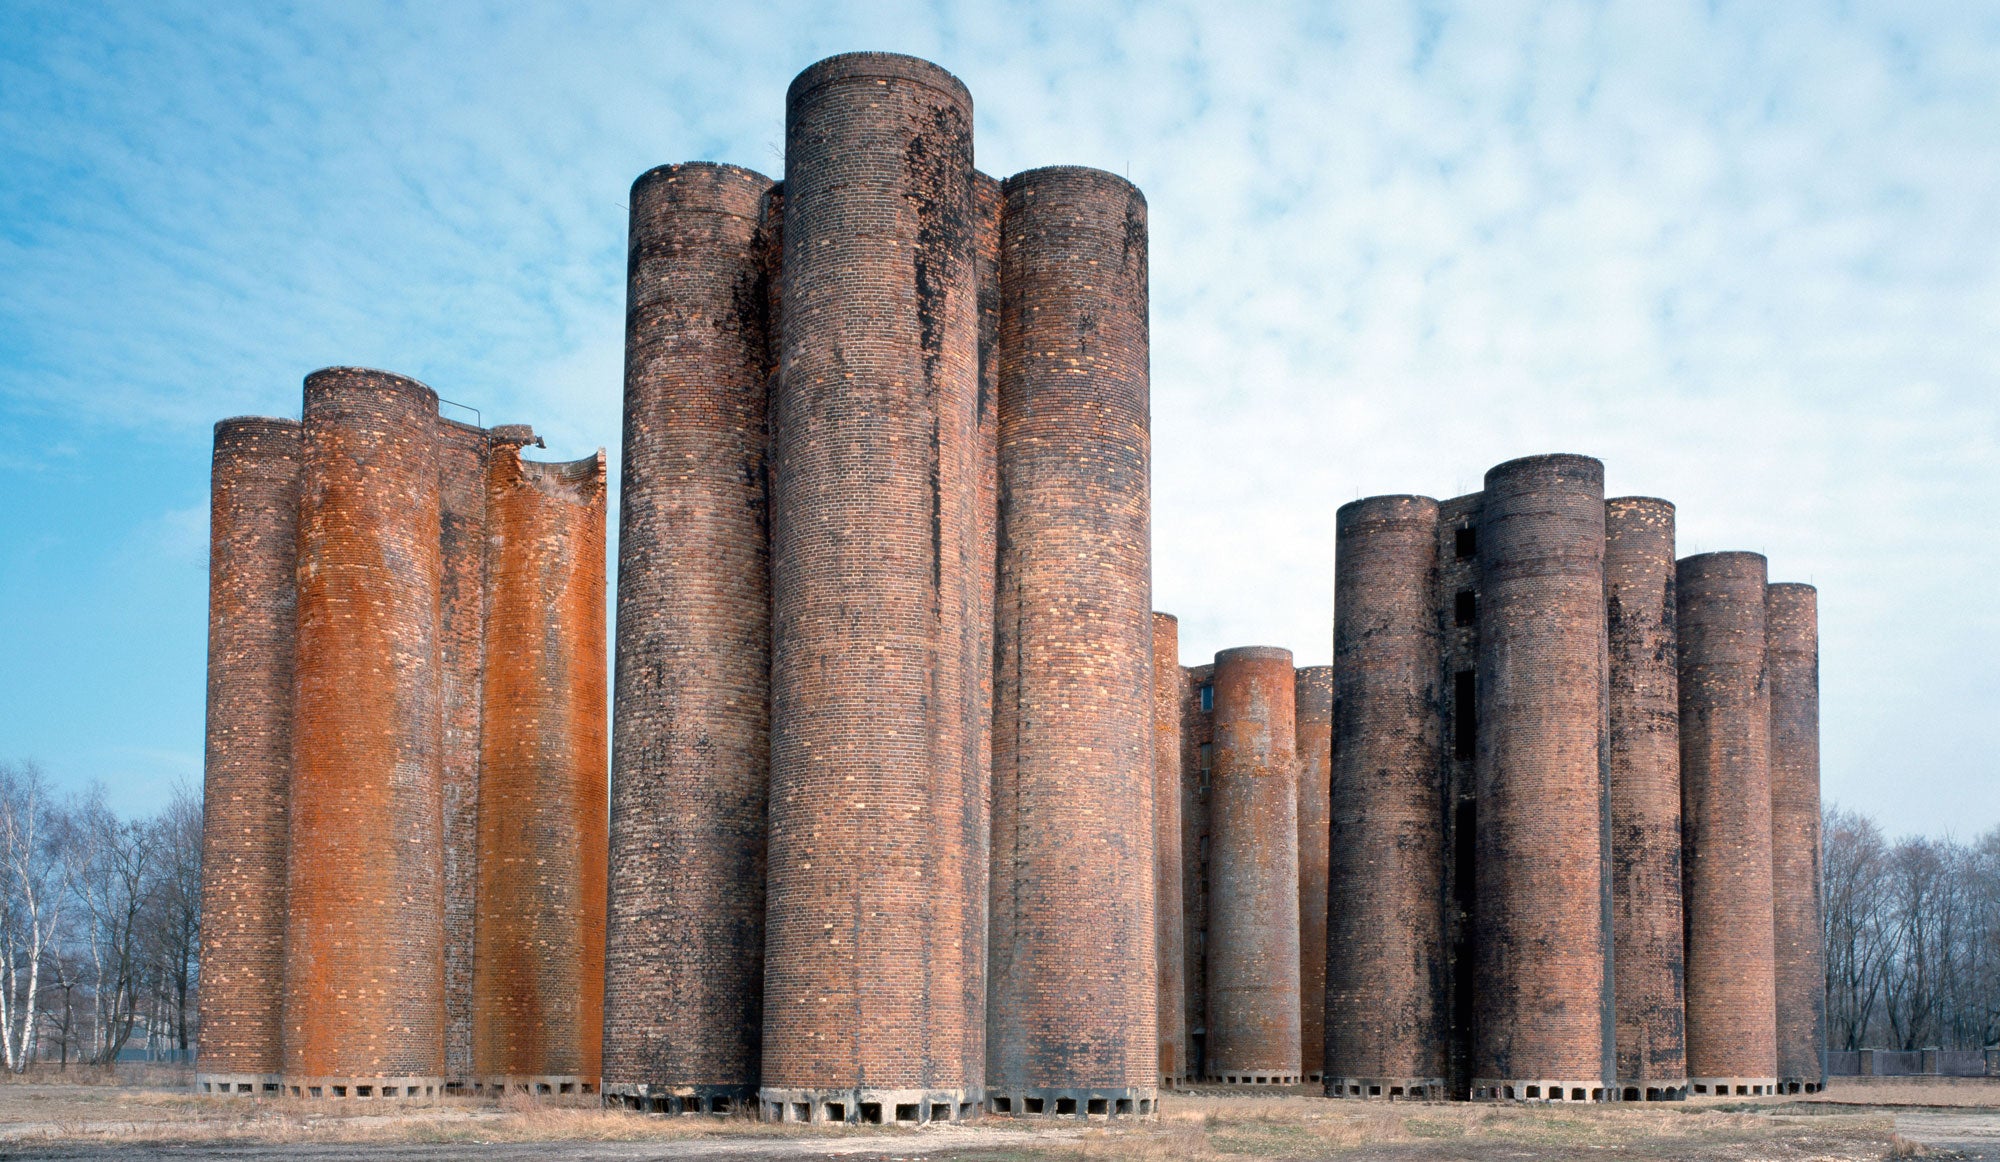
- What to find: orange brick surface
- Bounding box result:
[1767,582,1823,1090]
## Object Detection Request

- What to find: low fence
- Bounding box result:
[1827,1049,1999,1077]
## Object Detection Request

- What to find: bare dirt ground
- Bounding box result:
[0,1070,1992,1161]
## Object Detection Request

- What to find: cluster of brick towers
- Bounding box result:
[196,52,1824,1118]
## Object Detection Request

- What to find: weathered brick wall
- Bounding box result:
[1767,582,1823,1089]
[1436,491,1483,1097]
[1471,454,1612,1096]
[435,418,489,1082]
[988,166,1155,1104]
[1292,665,1332,1083]
[605,161,776,1102]
[285,367,445,1084]
[1325,496,1446,1092]
[200,417,301,1081]
[1677,551,1777,1088]
[1604,498,1686,1093]
[1152,614,1187,1084]
[1180,663,1214,1079]
[765,52,983,1106]
[474,448,608,1083]
[968,169,1001,1082]
[1206,646,1302,1081]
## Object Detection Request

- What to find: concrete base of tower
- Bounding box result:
[985,1087,1158,1118]
[279,1075,445,1099]
[1202,1066,1302,1085]
[459,1074,598,1099]
[602,1082,756,1114]
[1323,1076,1447,1100]
[1613,1079,1690,1101]
[1775,1077,1825,1095]
[1688,1076,1780,1098]
[759,1086,978,1125]
[194,1072,282,1096]
[1471,1078,1620,1102]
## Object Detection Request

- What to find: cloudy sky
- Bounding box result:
[2,1,1994,838]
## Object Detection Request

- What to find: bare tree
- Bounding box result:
[145,781,201,1055]
[0,762,68,1071]
[60,787,154,1065]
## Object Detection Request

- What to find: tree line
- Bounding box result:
[0,761,199,1071]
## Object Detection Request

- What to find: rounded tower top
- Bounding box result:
[630,161,774,209]
[1484,452,1604,490]
[1337,494,1439,525]
[1215,645,1294,666]
[788,52,971,107]
[1002,164,1147,205]
[303,366,437,408]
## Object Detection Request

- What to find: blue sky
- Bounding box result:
[2,1,1995,838]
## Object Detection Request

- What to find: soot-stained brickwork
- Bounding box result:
[198,418,301,1093]
[1767,583,1824,1094]
[474,448,609,1090]
[1324,496,1447,1100]
[605,162,776,1111]
[1206,647,1303,1084]
[764,52,985,1124]
[436,418,490,1083]
[1152,614,1187,1086]
[988,166,1156,1116]
[1678,552,1778,1095]
[1293,666,1332,1085]
[1436,491,1483,1099]
[1471,455,1614,1102]
[1181,663,1215,1082]
[1604,498,1687,1099]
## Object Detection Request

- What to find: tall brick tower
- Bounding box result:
[1292,665,1333,1086]
[436,418,490,1083]
[763,53,985,1125]
[1767,582,1824,1094]
[1604,498,1687,1100]
[1471,454,1614,1103]
[1180,663,1215,1079]
[1205,646,1302,1084]
[1151,614,1187,1086]
[987,165,1156,1118]
[284,367,446,1097]
[472,446,609,1093]
[197,417,301,1096]
[605,162,777,1113]
[1324,496,1447,1100]
[1677,552,1778,1096]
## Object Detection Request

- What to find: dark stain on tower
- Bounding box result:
[1766,582,1823,1094]
[1152,614,1187,1087]
[1181,662,1216,1082]
[1293,665,1333,1086]
[988,165,1156,1116]
[436,417,490,1083]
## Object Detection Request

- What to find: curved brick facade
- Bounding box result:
[988,166,1155,1116]
[473,449,608,1090]
[606,161,776,1111]
[199,417,301,1092]
[1205,646,1302,1084]
[969,168,1002,1092]
[1767,582,1823,1093]
[1677,552,1777,1095]
[1152,614,1187,1086]
[284,367,445,1095]
[1603,498,1686,1099]
[1293,665,1332,1085]
[436,418,489,1084]
[1471,454,1613,1102]
[1325,496,1446,1099]
[764,53,984,1125]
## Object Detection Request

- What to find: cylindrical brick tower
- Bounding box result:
[1677,552,1777,1096]
[1180,663,1215,1080]
[1766,582,1823,1095]
[1293,665,1332,1086]
[987,165,1155,1119]
[435,417,489,1085]
[605,161,776,1114]
[1324,496,1447,1100]
[284,367,445,1098]
[1603,498,1687,1101]
[197,417,301,1096]
[1471,454,1614,1103]
[968,168,1002,1089]
[1205,646,1302,1085]
[764,53,983,1126]
[472,447,609,1094]
[1152,614,1187,1087]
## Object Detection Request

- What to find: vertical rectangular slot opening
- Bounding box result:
[1455,590,1477,626]
[1453,670,1477,761]
[1455,526,1477,558]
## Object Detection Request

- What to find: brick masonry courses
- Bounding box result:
[1604,498,1688,1100]
[284,367,447,1094]
[1767,583,1824,1094]
[763,52,985,1126]
[970,168,1001,1095]
[1436,491,1483,1098]
[605,161,776,1112]
[1293,666,1332,1086]
[436,417,490,1083]
[198,417,301,1093]
[987,165,1156,1118]
[1325,496,1448,1100]
[473,447,608,1092]
[1677,552,1778,1095]
[1470,454,1615,1103]
[1152,614,1187,1087]
[1205,646,1303,1084]
[1181,663,1215,1081]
